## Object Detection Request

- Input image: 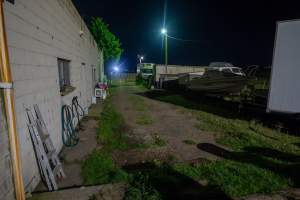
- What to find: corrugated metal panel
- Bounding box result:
[268,20,300,114]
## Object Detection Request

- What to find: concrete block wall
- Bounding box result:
[155,64,207,81]
[0,92,15,200]
[2,0,102,193]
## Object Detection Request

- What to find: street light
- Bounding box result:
[161,28,168,69]
[110,65,120,84]
[113,66,119,72]
[161,28,167,35]
[138,55,144,63]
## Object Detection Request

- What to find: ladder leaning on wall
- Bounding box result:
[26,105,65,191]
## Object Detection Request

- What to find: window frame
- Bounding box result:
[57,58,71,92]
[92,65,97,82]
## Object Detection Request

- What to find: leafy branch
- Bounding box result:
[90,17,123,61]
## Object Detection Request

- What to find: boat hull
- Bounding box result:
[187,76,247,94]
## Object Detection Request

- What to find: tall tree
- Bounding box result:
[90,17,123,62]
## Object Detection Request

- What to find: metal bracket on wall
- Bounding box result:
[0,82,13,89]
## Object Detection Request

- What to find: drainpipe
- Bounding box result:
[0,1,25,200]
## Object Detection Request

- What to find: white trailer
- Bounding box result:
[267,20,300,115]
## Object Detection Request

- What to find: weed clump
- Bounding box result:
[124,172,161,200]
[97,95,129,150]
[153,135,167,147]
[183,139,197,145]
[136,114,154,125]
[82,150,129,185]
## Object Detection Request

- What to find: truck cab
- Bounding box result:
[137,63,155,80]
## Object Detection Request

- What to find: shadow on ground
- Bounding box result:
[197,143,300,186]
[139,90,240,119]
[123,162,231,200]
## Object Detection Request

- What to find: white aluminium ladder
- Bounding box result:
[26,105,65,191]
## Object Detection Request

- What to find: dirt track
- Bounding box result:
[111,85,227,166]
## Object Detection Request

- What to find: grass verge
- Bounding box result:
[83,87,160,199]
[173,160,290,197]
[97,94,130,150]
[152,93,300,197]
[82,152,162,199]
[155,94,300,153]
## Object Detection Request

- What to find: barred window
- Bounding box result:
[57,58,71,91]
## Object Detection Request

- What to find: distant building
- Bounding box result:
[0,0,103,199]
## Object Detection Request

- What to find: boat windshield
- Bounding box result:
[232,68,242,73]
[222,68,232,73]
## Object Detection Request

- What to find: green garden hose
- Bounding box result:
[61,104,79,147]
[71,96,84,128]
[61,96,86,147]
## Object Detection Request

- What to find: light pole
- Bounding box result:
[161,28,168,65]
[161,28,168,73]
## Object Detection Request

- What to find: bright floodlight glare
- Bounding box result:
[161,28,167,35]
[141,56,144,60]
[113,66,119,72]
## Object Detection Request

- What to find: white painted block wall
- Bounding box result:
[155,64,206,81]
[2,0,102,193]
[0,94,15,200]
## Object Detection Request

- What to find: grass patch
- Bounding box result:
[204,116,300,154]
[82,150,129,185]
[124,161,287,199]
[154,94,300,153]
[183,139,197,145]
[136,114,154,125]
[97,89,151,151]
[129,95,154,126]
[132,142,151,150]
[121,81,147,94]
[83,153,162,200]
[129,95,146,112]
[97,96,129,150]
[156,95,193,108]
[83,154,291,198]
[173,160,290,198]
[153,135,167,147]
[124,172,161,200]
[83,86,153,185]
[125,163,191,200]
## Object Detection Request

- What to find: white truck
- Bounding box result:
[137,63,155,80]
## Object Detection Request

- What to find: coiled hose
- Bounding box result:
[71,96,84,127]
[61,96,84,147]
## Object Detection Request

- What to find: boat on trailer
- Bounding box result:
[178,62,247,95]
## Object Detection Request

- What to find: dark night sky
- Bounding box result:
[72,0,300,72]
